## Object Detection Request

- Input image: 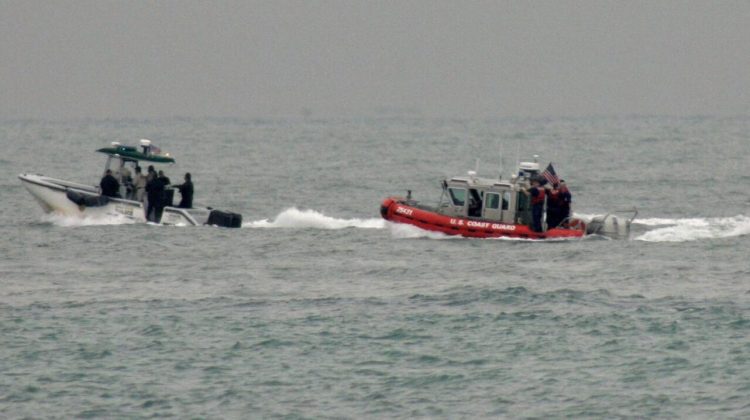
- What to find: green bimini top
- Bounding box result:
[96,145,176,164]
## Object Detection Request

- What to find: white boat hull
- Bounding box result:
[19,173,213,226]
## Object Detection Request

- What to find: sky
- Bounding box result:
[1,0,749,119]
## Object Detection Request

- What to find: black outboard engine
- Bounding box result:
[206,210,243,228]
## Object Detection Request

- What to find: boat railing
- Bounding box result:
[44,177,99,193]
[618,207,639,224]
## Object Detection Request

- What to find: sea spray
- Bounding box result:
[635,215,750,242]
[387,222,457,240]
[40,212,137,227]
[243,208,385,230]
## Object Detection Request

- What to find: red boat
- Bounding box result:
[381,196,585,239]
[380,159,632,240]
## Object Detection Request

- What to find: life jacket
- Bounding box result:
[531,187,545,206]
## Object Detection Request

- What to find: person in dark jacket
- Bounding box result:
[158,170,171,186]
[157,170,173,206]
[174,173,193,208]
[546,183,562,229]
[145,173,166,222]
[558,179,572,225]
[100,169,120,197]
[522,178,546,232]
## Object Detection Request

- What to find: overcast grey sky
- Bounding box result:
[1,0,749,119]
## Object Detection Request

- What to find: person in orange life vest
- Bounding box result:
[522,178,546,232]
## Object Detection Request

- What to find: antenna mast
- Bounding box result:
[498,144,504,179]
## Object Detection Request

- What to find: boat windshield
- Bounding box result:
[448,188,466,206]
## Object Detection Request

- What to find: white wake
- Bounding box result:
[386,222,458,240]
[41,212,137,227]
[243,208,385,230]
[40,206,750,243]
[634,215,750,242]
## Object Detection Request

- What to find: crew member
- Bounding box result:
[157,170,173,206]
[174,172,194,208]
[147,165,157,182]
[134,166,147,202]
[145,172,166,222]
[100,169,120,197]
[120,166,133,199]
[158,170,171,186]
[522,178,545,232]
[558,180,572,225]
[546,183,562,229]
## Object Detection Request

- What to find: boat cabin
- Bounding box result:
[437,170,536,226]
[96,139,176,200]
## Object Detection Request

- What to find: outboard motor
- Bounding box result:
[585,209,637,239]
[206,209,243,228]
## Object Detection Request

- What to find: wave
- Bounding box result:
[386,222,458,240]
[633,218,686,226]
[243,208,385,230]
[39,206,750,243]
[40,212,137,227]
[635,215,750,242]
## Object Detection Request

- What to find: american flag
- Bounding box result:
[541,163,559,185]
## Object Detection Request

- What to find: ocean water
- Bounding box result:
[1,116,749,418]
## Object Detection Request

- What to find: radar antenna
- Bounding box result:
[498,144,504,179]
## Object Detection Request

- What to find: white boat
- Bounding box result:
[19,140,242,227]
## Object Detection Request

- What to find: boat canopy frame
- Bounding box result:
[96,145,176,164]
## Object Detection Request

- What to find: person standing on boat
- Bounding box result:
[145,172,166,222]
[546,183,562,229]
[100,169,120,198]
[522,178,545,232]
[173,173,193,208]
[146,166,157,182]
[143,166,157,219]
[119,166,133,198]
[158,170,171,186]
[134,166,147,202]
[158,170,173,207]
[558,180,572,225]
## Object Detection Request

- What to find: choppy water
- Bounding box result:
[1,116,749,418]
